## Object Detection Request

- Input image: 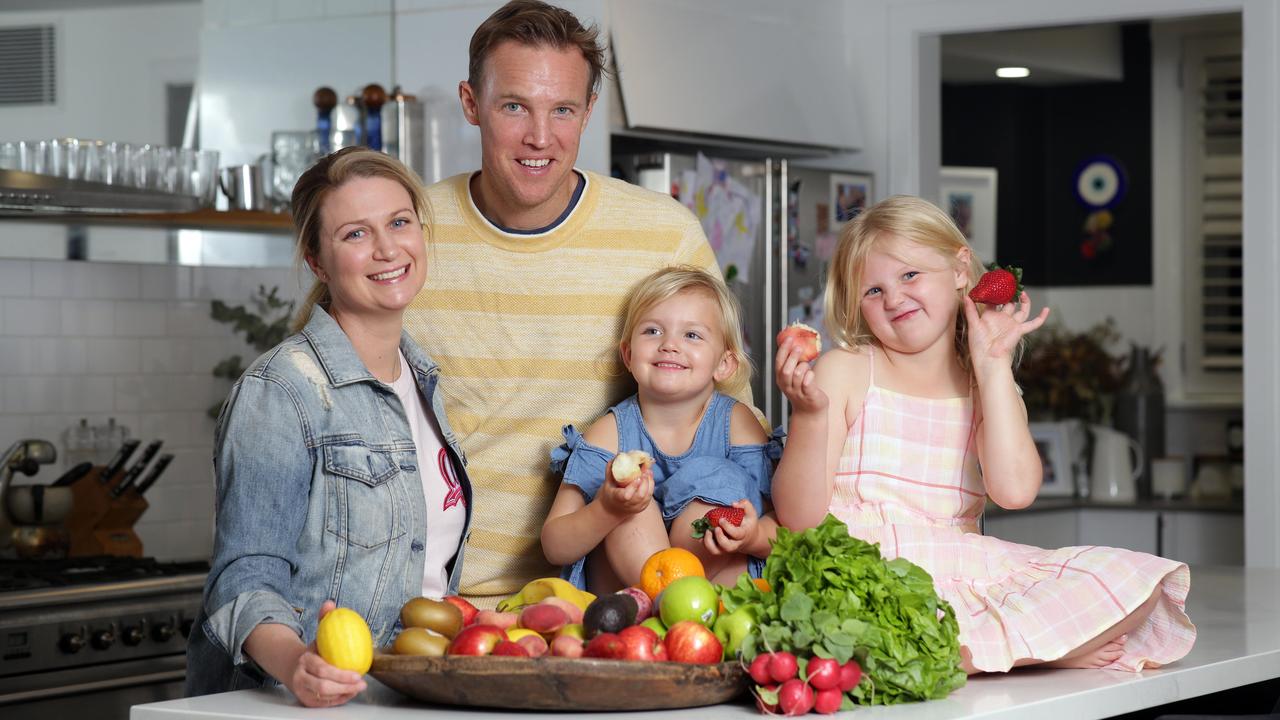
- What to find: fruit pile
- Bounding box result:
[748,651,862,716]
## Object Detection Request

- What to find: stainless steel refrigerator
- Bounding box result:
[614,151,849,431]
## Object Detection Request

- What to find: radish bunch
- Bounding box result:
[747,651,862,716]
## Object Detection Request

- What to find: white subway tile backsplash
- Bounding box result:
[61,300,115,336]
[276,0,325,21]
[138,411,197,447]
[31,261,93,299]
[324,0,393,18]
[115,301,170,337]
[0,260,32,297]
[0,415,31,445]
[168,374,224,413]
[115,374,169,413]
[85,338,141,374]
[6,298,62,336]
[166,301,224,338]
[140,339,195,374]
[140,265,192,300]
[27,338,88,375]
[87,264,141,300]
[0,341,32,375]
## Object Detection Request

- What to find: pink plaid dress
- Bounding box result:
[828,352,1195,672]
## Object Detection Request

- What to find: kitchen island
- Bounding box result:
[133,566,1279,720]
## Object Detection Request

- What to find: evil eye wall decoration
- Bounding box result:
[1073,155,1128,209]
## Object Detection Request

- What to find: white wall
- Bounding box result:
[0,257,306,561]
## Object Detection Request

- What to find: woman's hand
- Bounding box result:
[287,601,367,708]
[963,291,1050,376]
[700,499,758,556]
[776,338,827,415]
[598,461,655,517]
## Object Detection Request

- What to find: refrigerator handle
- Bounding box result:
[763,159,774,424]
[778,159,789,433]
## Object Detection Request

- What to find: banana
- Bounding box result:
[497,577,596,612]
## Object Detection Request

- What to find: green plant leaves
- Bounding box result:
[723,515,966,705]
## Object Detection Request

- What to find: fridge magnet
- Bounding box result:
[789,240,811,270]
[830,173,873,227]
[939,166,998,264]
[1074,155,1128,261]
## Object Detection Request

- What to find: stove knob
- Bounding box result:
[152,623,175,643]
[91,629,115,651]
[122,625,144,646]
[180,618,195,639]
[59,633,85,654]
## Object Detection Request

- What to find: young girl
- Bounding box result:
[774,195,1194,673]
[542,266,782,593]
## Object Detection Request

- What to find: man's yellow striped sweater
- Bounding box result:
[404,170,746,606]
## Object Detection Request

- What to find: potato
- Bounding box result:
[392,627,449,657]
[400,597,464,639]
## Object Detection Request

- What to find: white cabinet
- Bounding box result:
[1077,510,1160,555]
[1161,512,1244,566]
[984,510,1078,549]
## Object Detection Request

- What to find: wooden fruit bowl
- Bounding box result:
[370,653,748,711]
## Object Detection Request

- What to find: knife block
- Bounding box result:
[65,466,145,557]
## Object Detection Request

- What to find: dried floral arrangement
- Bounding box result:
[1015,317,1124,424]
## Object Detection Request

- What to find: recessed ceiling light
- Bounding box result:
[996,67,1031,78]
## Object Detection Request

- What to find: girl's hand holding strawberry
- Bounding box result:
[962,290,1050,377]
[694,499,758,556]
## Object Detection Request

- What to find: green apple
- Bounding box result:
[658,576,720,628]
[712,606,757,659]
[640,616,667,638]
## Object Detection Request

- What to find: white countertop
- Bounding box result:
[133,565,1280,720]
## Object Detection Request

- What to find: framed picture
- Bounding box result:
[1028,421,1079,497]
[830,173,873,228]
[939,166,998,264]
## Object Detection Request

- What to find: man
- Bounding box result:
[404,0,749,607]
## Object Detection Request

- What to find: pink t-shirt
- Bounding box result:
[390,351,466,599]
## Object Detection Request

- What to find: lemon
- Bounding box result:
[316,607,373,674]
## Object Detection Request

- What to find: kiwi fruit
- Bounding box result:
[393,627,449,656]
[400,597,464,639]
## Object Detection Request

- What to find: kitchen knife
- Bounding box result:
[50,461,94,487]
[97,439,140,485]
[132,454,173,496]
[110,440,163,497]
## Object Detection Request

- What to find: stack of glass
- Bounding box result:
[0,138,220,207]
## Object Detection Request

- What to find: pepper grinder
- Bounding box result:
[362,83,387,152]
[313,86,337,154]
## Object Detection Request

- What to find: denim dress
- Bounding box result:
[186,307,473,696]
[549,392,782,590]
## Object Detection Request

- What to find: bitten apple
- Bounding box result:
[663,620,722,664]
[610,450,654,487]
[776,321,821,362]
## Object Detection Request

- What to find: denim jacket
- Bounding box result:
[186,307,473,696]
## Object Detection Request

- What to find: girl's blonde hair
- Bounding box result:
[290,147,432,332]
[823,194,986,370]
[619,266,751,398]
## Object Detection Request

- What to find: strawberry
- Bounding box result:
[691,506,745,538]
[968,263,1024,305]
[776,321,822,362]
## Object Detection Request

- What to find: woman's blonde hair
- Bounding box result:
[619,266,751,397]
[823,194,986,370]
[289,147,432,332]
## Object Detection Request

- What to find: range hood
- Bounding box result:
[0,169,201,215]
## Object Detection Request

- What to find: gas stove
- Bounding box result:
[0,556,208,718]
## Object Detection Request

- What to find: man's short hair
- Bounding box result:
[468,0,609,98]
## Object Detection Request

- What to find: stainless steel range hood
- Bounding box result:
[0,169,201,215]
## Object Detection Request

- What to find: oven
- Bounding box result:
[0,557,207,720]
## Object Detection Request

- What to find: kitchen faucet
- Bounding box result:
[0,439,57,549]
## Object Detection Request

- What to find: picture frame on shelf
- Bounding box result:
[939,166,998,264]
[1029,421,1080,497]
[830,173,873,228]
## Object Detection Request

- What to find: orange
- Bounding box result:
[753,578,772,593]
[640,548,705,601]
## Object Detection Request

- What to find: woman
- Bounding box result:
[186,148,472,707]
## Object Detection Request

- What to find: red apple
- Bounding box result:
[663,620,722,664]
[776,321,821,362]
[617,625,664,662]
[446,624,507,656]
[491,640,530,657]
[806,656,841,690]
[583,632,627,660]
[442,595,479,626]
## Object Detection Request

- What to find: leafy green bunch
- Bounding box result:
[722,515,966,705]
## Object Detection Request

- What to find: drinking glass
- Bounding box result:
[0,142,18,171]
[271,130,320,202]
[80,140,106,182]
[189,149,220,206]
[126,144,155,189]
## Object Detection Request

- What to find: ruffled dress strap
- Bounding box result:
[548,423,615,503]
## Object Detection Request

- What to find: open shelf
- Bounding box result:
[0,208,294,234]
